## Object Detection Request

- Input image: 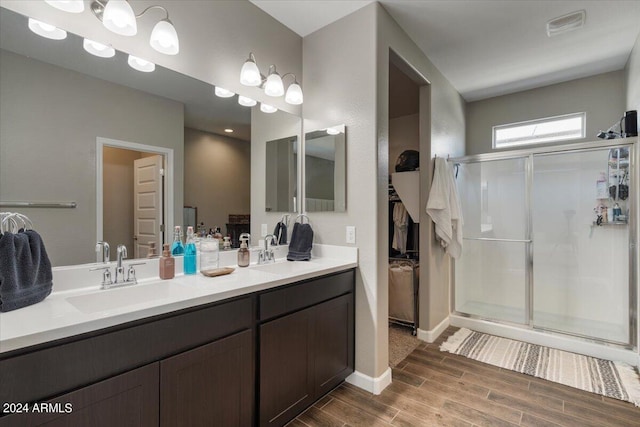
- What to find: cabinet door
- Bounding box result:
[0,363,159,427]
[160,329,254,427]
[312,293,354,397]
[259,309,313,427]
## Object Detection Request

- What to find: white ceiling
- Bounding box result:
[251,0,640,102]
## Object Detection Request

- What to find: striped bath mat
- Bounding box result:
[440,328,640,406]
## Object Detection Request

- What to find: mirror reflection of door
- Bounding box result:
[103,147,164,258]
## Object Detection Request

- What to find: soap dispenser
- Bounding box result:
[159,244,175,279]
[237,240,250,267]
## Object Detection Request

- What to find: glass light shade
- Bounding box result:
[83,38,116,58]
[240,59,261,86]
[214,87,235,98]
[44,0,85,13]
[260,103,278,114]
[284,82,303,105]
[103,0,137,36]
[28,18,67,40]
[264,72,284,97]
[127,55,155,72]
[150,19,179,55]
[238,96,257,107]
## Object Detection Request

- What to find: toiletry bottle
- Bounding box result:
[184,226,197,275]
[213,227,224,249]
[171,226,184,255]
[147,241,158,258]
[159,244,175,279]
[237,240,250,267]
[613,203,622,221]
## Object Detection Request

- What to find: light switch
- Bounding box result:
[346,226,356,244]
[261,223,268,237]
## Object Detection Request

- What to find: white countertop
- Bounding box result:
[0,244,357,354]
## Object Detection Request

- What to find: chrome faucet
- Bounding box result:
[95,241,110,263]
[115,244,127,283]
[258,234,277,264]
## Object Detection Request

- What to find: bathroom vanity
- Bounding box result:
[0,246,356,427]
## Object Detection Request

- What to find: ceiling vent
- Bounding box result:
[546,10,586,37]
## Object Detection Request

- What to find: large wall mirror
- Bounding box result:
[0,7,301,267]
[304,125,346,212]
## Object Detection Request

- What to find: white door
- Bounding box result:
[134,155,163,258]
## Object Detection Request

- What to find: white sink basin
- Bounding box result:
[249,260,318,275]
[67,282,184,314]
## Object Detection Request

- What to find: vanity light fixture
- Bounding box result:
[85,0,179,54]
[127,54,155,72]
[260,103,278,114]
[238,96,257,107]
[215,87,235,98]
[28,18,67,40]
[240,52,303,105]
[83,38,116,58]
[44,0,85,13]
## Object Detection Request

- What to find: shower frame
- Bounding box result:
[449,138,638,350]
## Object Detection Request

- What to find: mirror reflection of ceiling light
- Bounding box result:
[128,55,155,72]
[240,52,303,105]
[326,127,341,135]
[260,103,278,114]
[224,129,234,133]
[83,38,116,58]
[215,87,236,98]
[28,18,67,40]
[44,0,85,13]
[238,96,257,107]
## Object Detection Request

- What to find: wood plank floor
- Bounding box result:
[290,326,640,427]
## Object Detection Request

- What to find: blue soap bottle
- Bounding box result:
[184,226,197,275]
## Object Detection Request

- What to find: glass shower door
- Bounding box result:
[532,148,631,344]
[454,157,529,324]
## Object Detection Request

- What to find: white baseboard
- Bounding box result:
[417,316,450,343]
[346,367,392,395]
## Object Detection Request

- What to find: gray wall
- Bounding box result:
[0,49,183,266]
[627,31,640,111]
[184,127,250,234]
[466,71,626,154]
[389,114,419,173]
[302,2,465,380]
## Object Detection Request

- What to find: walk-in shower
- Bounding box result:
[449,139,637,362]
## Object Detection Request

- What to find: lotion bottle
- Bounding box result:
[159,244,175,279]
[237,240,250,267]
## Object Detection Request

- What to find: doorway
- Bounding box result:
[97,137,174,260]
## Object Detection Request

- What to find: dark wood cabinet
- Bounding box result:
[0,363,159,427]
[259,271,355,427]
[160,329,254,427]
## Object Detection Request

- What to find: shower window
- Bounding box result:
[493,112,585,149]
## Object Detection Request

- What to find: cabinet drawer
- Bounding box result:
[0,297,252,405]
[259,269,354,321]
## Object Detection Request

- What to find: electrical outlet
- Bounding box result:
[261,223,268,237]
[346,226,356,244]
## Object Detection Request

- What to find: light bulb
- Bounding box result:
[103,0,137,36]
[150,19,179,55]
[264,72,284,97]
[128,55,155,72]
[238,96,257,107]
[44,0,85,13]
[260,103,278,114]
[285,82,303,105]
[28,18,67,40]
[240,58,261,86]
[83,38,116,58]
[326,127,340,135]
[215,87,235,98]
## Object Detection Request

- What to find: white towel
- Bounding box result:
[426,157,464,259]
[392,202,408,254]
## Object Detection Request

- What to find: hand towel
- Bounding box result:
[426,157,464,259]
[273,221,288,245]
[0,230,53,312]
[287,223,313,261]
[392,202,409,254]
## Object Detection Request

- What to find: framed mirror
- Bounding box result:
[0,7,301,266]
[265,136,298,212]
[304,124,346,212]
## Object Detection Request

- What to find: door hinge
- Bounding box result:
[160,224,165,232]
[160,168,165,176]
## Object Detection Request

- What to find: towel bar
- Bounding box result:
[0,201,77,208]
